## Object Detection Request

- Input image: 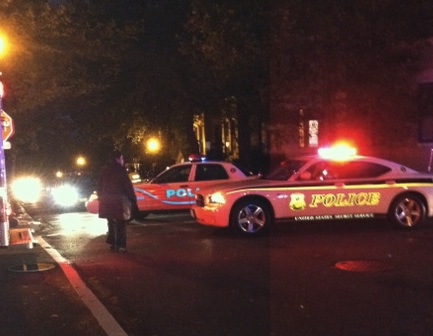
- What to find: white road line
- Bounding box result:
[36,236,127,336]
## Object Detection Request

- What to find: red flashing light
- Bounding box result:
[318,143,357,161]
[188,154,205,162]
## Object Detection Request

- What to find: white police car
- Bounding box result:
[86,155,256,217]
[191,145,433,236]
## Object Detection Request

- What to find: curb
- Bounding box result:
[8,203,39,248]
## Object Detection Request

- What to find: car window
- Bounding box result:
[194,164,229,181]
[153,165,192,183]
[306,161,391,180]
[232,162,254,176]
[265,159,308,180]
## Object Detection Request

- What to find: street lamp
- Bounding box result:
[76,156,86,167]
[0,35,8,57]
[75,155,87,175]
[0,35,8,246]
[146,137,161,154]
[145,137,162,175]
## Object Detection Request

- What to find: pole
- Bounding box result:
[0,78,9,247]
[429,148,433,174]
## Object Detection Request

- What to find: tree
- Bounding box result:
[0,0,145,175]
[179,0,269,169]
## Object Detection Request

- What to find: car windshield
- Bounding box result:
[263,159,307,180]
[152,165,192,184]
[232,162,255,176]
[51,173,96,190]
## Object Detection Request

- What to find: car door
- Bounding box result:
[134,164,194,211]
[286,160,390,219]
[191,163,231,194]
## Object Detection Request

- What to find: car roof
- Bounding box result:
[174,160,236,165]
[293,154,419,173]
[171,160,253,174]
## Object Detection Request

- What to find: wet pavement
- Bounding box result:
[0,208,106,336]
[3,207,433,336]
[0,244,106,335]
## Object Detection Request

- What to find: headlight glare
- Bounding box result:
[208,192,226,204]
[11,177,42,203]
[52,184,79,207]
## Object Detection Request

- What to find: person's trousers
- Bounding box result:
[106,219,127,249]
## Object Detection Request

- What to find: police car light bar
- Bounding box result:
[188,154,205,162]
[318,144,357,161]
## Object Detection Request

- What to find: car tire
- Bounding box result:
[388,194,426,229]
[230,198,271,237]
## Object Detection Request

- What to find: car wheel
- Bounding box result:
[388,194,426,229]
[230,199,271,237]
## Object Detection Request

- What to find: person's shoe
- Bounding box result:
[109,245,116,251]
[117,247,127,253]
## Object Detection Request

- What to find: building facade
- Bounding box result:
[269,4,433,173]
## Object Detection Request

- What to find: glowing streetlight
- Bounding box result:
[146,137,161,154]
[0,35,9,59]
[76,156,86,167]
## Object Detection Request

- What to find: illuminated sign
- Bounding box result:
[310,192,380,207]
[308,120,319,147]
[289,192,381,211]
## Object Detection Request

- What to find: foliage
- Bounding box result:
[0,0,144,174]
[179,0,269,166]
[180,0,268,101]
[5,0,430,177]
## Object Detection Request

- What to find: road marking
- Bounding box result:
[36,236,127,336]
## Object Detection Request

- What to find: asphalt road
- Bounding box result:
[1,210,433,336]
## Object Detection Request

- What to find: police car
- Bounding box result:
[86,155,255,217]
[191,145,433,237]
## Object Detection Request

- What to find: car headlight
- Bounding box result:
[52,184,79,207]
[11,177,43,203]
[208,192,226,205]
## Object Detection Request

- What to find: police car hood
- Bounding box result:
[197,177,285,195]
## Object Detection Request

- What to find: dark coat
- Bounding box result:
[97,161,137,220]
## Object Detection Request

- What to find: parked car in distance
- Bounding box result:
[11,172,96,213]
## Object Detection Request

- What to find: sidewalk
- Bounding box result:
[0,205,107,336]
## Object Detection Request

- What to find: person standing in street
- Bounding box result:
[97,150,137,253]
